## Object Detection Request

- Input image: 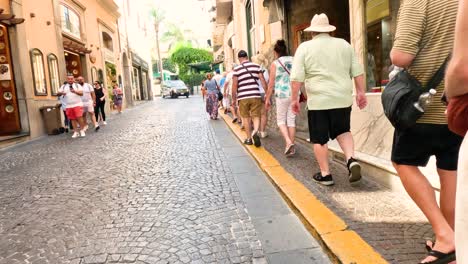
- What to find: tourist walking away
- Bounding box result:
[223,67,240,123]
[445,1,468,262]
[112,84,123,113]
[290,14,367,186]
[232,50,268,147]
[201,80,207,101]
[204,73,220,120]
[57,75,86,138]
[265,40,296,156]
[94,81,107,125]
[219,72,228,112]
[390,0,462,263]
[77,76,99,131]
[253,54,270,139]
[213,69,223,85]
[58,82,70,133]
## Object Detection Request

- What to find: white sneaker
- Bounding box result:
[260,131,268,138]
[72,132,79,138]
[80,130,86,137]
[103,121,107,125]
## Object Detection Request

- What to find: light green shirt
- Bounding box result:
[290,33,363,110]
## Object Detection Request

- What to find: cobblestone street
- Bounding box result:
[0,97,329,264]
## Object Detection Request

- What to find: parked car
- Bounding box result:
[162,80,190,99]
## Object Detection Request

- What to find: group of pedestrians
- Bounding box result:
[216,2,467,263]
[58,74,123,138]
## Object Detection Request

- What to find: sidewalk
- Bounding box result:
[221,113,432,264]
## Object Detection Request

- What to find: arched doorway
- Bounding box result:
[121,52,133,106]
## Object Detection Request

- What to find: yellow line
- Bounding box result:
[220,112,388,264]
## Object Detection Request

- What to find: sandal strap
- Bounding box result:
[428,249,455,258]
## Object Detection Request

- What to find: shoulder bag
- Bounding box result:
[214,80,223,101]
[381,56,450,130]
[240,63,264,100]
[277,59,306,103]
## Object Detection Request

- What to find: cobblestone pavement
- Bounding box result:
[259,129,433,264]
[0,97,328,264]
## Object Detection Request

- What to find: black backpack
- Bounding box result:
[381,57,449,130]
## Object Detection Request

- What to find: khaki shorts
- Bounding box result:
[239,98,262,118]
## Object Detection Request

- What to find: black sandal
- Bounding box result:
[232,118,238,123]
[425,241,435,252]
[419,250,456,264]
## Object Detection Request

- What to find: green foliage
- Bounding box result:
[163,58,177,73]
[180,73,205,88]
[171,47,213,75]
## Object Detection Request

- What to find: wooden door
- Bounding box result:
[0,25,21,135]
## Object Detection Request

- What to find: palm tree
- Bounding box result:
[150,7,165,80]
[161,23,199,52]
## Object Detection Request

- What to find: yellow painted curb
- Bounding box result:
[219,112,388,264]
[322,231,388,264]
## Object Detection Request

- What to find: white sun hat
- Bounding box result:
[304,13,336,33]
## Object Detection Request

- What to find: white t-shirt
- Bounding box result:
[58,83,84,108]
[213,74,223,86]
[224,72,233,95]
[81,83,94,104]
[258,68,269,94]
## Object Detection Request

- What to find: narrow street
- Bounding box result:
[0,96,330,264]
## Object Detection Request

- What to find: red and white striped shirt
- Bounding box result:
[233,62,261,100]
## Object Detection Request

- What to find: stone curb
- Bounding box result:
[219,112,388,264]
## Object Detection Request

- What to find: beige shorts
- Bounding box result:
[239,98,262,118]
[83,102,94,113]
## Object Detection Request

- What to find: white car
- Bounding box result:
[161,80,190,99]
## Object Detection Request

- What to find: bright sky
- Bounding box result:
[153,0,213,45]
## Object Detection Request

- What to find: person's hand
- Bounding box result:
[265,99,271,111]
[356,92,368,110]
[292,99,300,115]
[100,98,104,102]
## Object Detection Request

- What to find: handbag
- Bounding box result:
[277,59,306,103]
[447,93,468,137]
[381,56,450,130]
[214,80,223,101]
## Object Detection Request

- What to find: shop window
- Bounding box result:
[30,49,47,96]
[102,32,113,51]
[245,0,256,56]
[60,5,81,39]
[365,0,400,92]
[47,54,60,95]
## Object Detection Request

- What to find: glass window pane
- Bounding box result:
[49,55,60,95]
[60,5,81,38]
[365,0,400,92]
[31,50,46,95]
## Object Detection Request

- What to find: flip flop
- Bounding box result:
[419,250,456,264]
[426,240,435,252]
[285,144,295,155]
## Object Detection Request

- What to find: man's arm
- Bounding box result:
[231,76,238,105]
[73,84,83,96]
[390,50,416,68]
[258,72,268,95]
[445,0,468,98]
[353,74,367,109]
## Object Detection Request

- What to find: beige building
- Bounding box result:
[0,0,151,148]
[213,0,442,189]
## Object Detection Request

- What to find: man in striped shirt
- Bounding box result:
[232,50,268,147]
[390,0,462,263]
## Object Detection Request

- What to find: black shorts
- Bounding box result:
[308,106,351,145]
[391,124,463,170]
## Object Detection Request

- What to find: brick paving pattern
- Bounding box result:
[260,129,433,264]
[0,99,270,264]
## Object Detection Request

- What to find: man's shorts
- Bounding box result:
[392,124,463,170]
[65,106,83,120]
[239,98,262,118]
[83,102,94,113]
[308,106,351,145]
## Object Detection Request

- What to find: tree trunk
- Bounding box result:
[155,25,164,81]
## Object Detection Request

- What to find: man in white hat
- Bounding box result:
[290,13,367,186]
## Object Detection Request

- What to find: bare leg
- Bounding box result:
[252,116,260,135]
[71,120,79,133]
[260,112,267,133]
[288,126,296,144]
[438,169,457,229]
[313,144,330,175]
[77,116,86,130]
[89,112,98,127]
[336,132,355,161]
[231,105,238,119]
[394,164,455,262]
[242,117,252,139]
[278,124,293,146]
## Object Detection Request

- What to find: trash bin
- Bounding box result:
[39,104,64,135]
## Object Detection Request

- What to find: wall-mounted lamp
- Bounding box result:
[30,13,35,18]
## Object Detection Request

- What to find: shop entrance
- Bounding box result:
[0,25,21,135]
[64,51,83,77]
[284,0,350,53]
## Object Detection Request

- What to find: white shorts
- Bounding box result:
[456,135,468,263]
[276,97,296,127]
[83,102,94,113]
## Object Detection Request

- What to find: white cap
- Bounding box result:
[429,89,437,95]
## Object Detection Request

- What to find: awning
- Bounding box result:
[63,36,92,54]
[0,8,25,26]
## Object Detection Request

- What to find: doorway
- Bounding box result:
[64,51,83,77]
[0,25,21,135]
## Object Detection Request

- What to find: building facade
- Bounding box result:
[213,0,432,188]
[0,0,152,148]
